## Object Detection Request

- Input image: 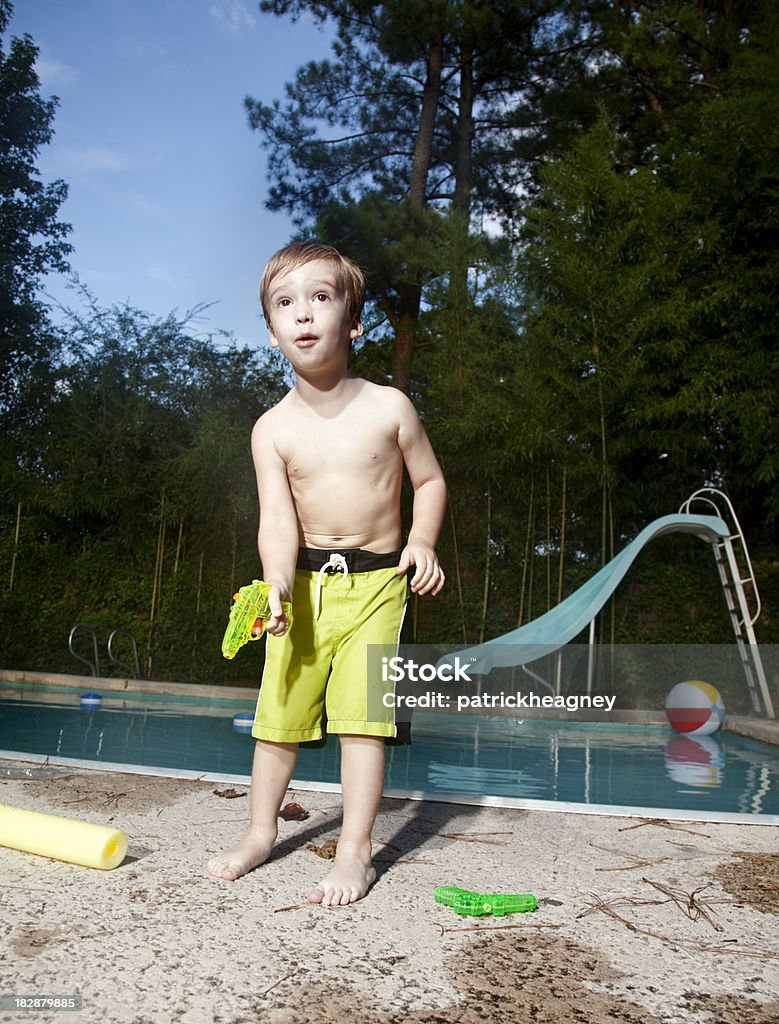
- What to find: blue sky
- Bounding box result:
[10,0,333,347]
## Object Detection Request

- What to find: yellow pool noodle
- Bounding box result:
[0,803,127,870]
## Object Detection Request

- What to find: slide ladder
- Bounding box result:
[680,489,774,718]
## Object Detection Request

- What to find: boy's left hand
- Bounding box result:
[397,543,445,596]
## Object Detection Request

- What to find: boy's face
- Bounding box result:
[266,258,362,372]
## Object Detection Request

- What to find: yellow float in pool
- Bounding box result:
[0,803,127,869]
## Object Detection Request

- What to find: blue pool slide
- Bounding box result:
[441,513,730,674]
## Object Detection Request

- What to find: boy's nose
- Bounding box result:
[296,306,312,322]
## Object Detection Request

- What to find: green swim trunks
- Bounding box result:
[252,549,408,743]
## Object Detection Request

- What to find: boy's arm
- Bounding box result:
[251,413,298,635]
[395,392,447,596]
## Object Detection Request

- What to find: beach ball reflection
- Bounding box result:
[665,733,725,789]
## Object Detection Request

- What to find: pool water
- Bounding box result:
[1,697,778,818]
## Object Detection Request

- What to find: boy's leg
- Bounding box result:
[208,739,298,881]
[307,734,385,906]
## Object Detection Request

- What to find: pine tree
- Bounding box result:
[0,1,72,404]
[249,0,577,389]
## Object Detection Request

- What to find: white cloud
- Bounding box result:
[81,267,119,285]
[59,147,135,175]
[146,265,191,290]
[34,54,81,90]
[209,1,257,34]
[130,195,169,220]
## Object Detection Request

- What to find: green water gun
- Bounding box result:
[434,886,537,917]
[221,580,293,660]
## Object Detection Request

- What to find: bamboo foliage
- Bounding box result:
[447,495,467,645]
[0,295,288,681]
[146,491,167,678]
[557,468,567,605]
[479,484,492,645]
[8,502,20,592]
[517,474,535,628]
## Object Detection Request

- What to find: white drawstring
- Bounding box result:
[314,553,349,619]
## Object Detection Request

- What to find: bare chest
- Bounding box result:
[280,414,400,483]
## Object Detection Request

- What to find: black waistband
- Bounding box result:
[296,548,402,573]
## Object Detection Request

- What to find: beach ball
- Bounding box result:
[665,680,725,736]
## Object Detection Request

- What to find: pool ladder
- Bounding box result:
[680,488,775,718]
[68,625,141,679]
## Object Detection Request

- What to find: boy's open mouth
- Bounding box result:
[295,334,317,346]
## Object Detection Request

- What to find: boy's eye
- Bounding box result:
[314,292,329,302]
[278,298,291,307]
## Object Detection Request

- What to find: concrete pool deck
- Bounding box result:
[1,761,778,1024]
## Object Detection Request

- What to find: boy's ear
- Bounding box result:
[350,320,364,340]
[268,326,279,349]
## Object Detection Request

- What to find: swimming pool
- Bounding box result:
[2,690,778,822]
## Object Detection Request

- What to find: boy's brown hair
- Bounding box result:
[260,241,365,328]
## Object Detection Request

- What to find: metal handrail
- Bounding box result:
[68,624,100,676]
[680,487,762,625]
[107,628,141,679]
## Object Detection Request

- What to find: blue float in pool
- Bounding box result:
[80,692,102,710]
[232,712,254,733]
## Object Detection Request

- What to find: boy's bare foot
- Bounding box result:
[307,841,376,906]
[208,824,276,881]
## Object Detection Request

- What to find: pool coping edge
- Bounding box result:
[1,748,777,827]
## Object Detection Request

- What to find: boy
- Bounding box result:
[208,241,446,905]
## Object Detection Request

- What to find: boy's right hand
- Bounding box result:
[265,582,292,636]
